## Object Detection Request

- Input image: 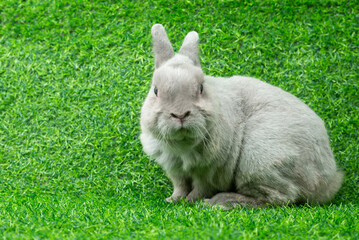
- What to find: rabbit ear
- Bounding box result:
[152,24,174,68]
[179,31,200,66]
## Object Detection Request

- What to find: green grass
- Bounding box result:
[0,0,358,239]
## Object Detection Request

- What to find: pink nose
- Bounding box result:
[170,111,191,120]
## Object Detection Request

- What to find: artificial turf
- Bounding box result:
[0,0,358,239]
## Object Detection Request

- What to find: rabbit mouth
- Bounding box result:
[154,111,207,142]
[168,126,202,141]
[173,127,192,137]
[170,132,196,142]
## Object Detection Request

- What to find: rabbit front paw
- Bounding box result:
[166,190,189,203]
[185,189,207,203]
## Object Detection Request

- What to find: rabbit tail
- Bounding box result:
[308,170,344,204]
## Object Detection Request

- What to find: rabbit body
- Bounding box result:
[140,24,343,208]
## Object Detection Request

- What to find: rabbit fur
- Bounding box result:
[140,24,343,209]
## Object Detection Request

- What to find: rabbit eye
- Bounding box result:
[154,87,158,96]
[200,84,203,94]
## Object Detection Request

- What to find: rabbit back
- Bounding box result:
[208,75,342,204]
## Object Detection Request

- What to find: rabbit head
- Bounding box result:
[141,24,212,144]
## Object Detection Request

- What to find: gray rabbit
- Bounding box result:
[140,24,343,209]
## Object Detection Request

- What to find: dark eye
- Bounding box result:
[154,87,158,96]
[200,84,203,94]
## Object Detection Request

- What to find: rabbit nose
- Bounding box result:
[170,111,191,120]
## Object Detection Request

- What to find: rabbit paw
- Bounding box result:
[205,192,268,209]
[165,191,188,203]
[185,189,206,203]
